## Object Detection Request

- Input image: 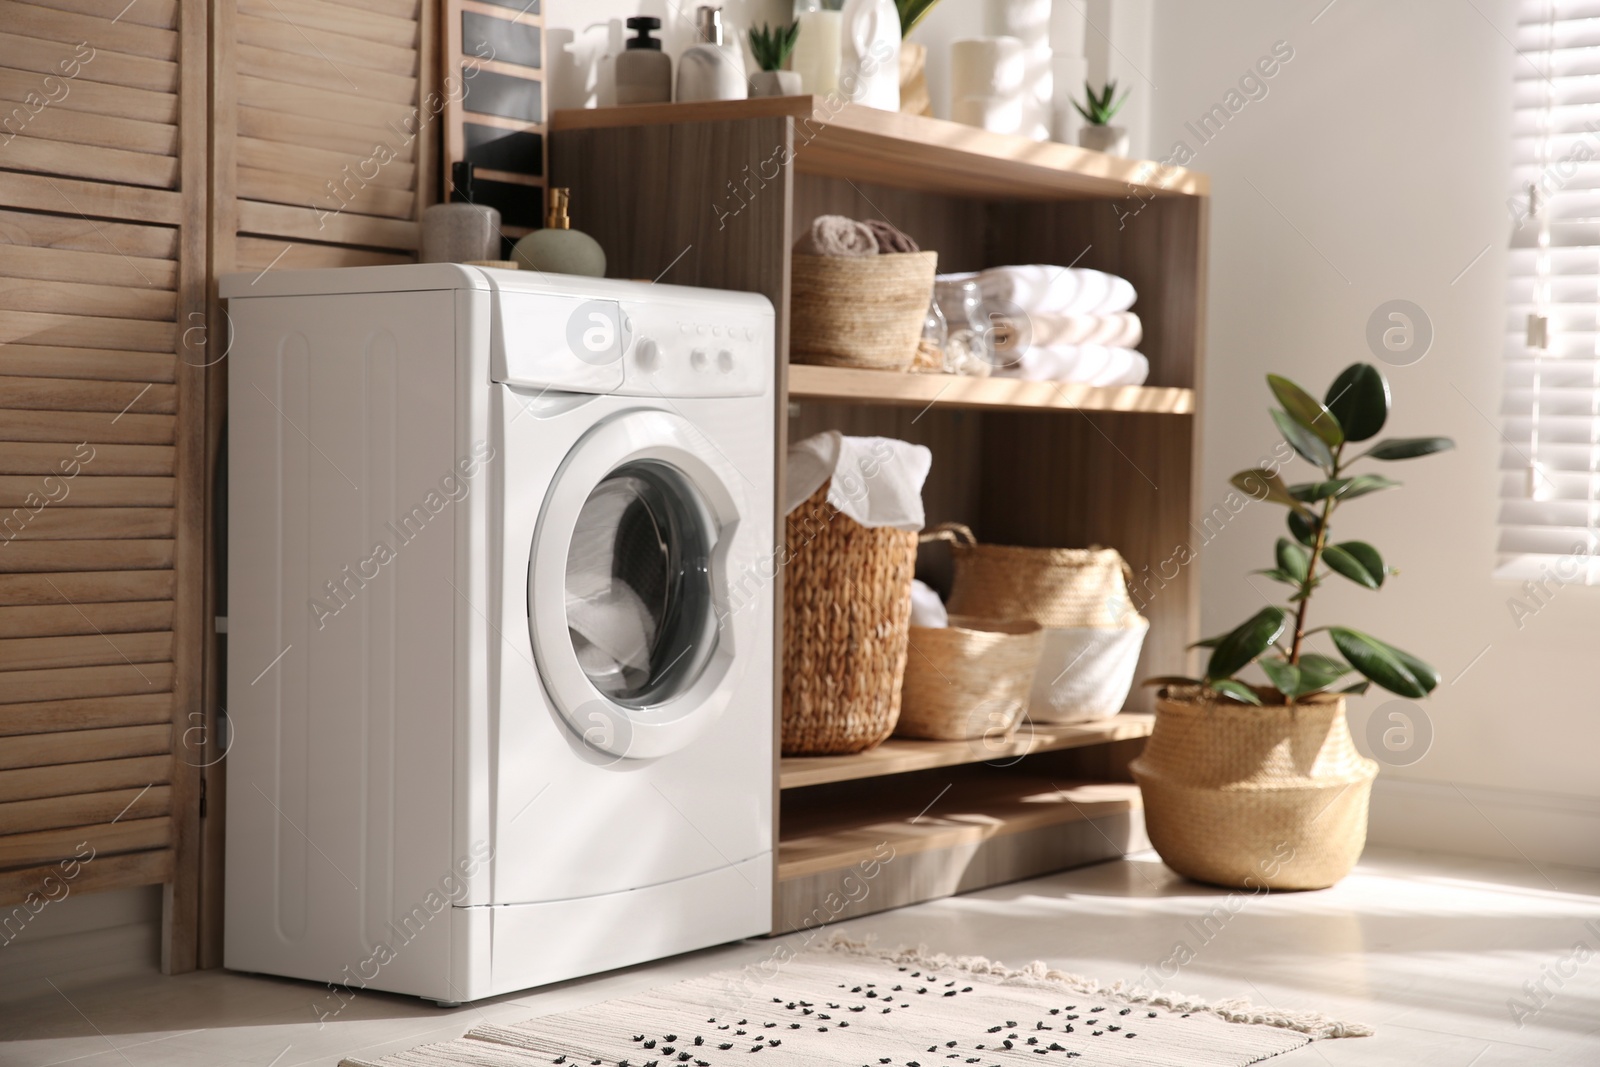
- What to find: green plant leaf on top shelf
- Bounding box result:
[1231,467,1313,515]
[1325,363,1390,442]
[1327,627,1441,698]
[1362,436,1456,461]
[1210,679,1264,705]
[1271,408,1335,470]
[1275,537,1311,583]
[748,20,800,72]
[1073,79,1129,126]
[896,0,942,34]
[1206,606,1290,681]
[1323,541,1386,589]
[1269,373,1343,448]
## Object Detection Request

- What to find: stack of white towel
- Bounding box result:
[937,265,1149,387]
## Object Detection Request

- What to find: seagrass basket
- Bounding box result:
[927,522,1136,628]
[1130,688,1379,890]
[896,616,1044,741]
[790,251,938,371]
[781,480,918,755]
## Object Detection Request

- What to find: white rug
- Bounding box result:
[343,940,1370,1067]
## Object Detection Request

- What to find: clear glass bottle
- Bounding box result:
[913,295,947,373]
[934,279,992,376]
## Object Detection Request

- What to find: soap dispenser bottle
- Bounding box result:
[676,5,748,103]
[511,187,607,278]
[615,16,672,105]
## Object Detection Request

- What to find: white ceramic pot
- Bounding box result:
[1078,124,1130,156]
[749,69,803,98]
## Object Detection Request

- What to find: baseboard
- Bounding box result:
[1368,778,1600,871]
[0,886,161,1003]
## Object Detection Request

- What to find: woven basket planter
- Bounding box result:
[896,616,1044,741]
[1130,690,1379,890]
[781,480,918,755]
[790,251,938,371]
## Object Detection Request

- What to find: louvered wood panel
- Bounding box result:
[0,0,205,974]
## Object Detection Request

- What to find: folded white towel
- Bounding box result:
[910,579,948,628]
[994,344,1150,387]
[1025,310,1142,348]
[939,265,1137,316]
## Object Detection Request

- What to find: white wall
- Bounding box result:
[1150,0,1600,868]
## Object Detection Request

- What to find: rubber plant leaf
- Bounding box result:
[1206,606,1289,681]
[1287,510,1320,548]
[1210,679,1263,705]
[1363,436,1455,461]
[1271,408,1335,470]
[1269,373,1344,448]
[1258,656,1301,696]
[1275,537,1311,583]
[1322,543,1381,590]
[1232,467,1312,516]
[1328,627,1441,698]
[1325,363,1389,442]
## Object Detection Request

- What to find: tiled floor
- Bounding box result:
[3,846,1598,1067]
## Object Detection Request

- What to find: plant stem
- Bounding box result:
[1288,445,1341,671]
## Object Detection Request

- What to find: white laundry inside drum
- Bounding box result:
[562,463,718,707]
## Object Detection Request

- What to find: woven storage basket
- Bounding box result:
[896,616,1044,741]
[1130,689,1379,890]
[928,523,1135,628]
[790,251,938,371]
[782,480,918,755]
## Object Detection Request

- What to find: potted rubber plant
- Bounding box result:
[1075,80,1130,155]
[748,21,802,97]
[1131,362,1454,890]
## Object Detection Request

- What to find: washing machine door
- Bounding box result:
[529,409,745,760]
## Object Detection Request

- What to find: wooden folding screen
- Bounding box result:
[0,0,436,971]
[0,0,208,972]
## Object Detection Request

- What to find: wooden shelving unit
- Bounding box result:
[788,365,1196,415]
[552,99,1207,936]
[780,713,1155,789]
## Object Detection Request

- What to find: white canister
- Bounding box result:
[792,9,842,95]
[841,0,900,111]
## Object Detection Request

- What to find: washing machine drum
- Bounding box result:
[529,410,745,760]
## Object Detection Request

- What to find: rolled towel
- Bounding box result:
[1026,310,1143,348]
[994,343,1149,386]
[862,218,920,253]
[940,265,1136,315]
[794,214,879,257]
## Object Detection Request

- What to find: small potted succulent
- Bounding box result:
[1132,363,1454,890]
[1074,80,1130,155]
[748,21,802,97]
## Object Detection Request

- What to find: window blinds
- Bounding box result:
[1503,0,1600,582]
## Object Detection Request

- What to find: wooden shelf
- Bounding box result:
[780,713,1155,790]
[775,777,1145,930]
[787,365,1195,415]
[552,98,1207,201]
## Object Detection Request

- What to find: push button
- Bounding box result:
[690,348,709,371]
[717,349,735,373]
[635,338,660,372]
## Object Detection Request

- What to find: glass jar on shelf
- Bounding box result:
[912,294,947,373]
[933,278,993,376]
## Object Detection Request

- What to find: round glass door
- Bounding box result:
[563,461,718,709]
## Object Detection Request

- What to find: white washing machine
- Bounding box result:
[221,264,775,1004]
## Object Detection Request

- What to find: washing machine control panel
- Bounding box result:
[617,299,771,398]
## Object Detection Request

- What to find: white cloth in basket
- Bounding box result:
[783,431,933,531]
[910,580,948,628]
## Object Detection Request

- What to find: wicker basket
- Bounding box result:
[790,251,938,371]
[1130,689,1379,890]
[782,480,918,755]
[927,523,1136,628]
[896,616,1044,741]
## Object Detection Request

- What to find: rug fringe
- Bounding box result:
[817,933,1373,1040]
